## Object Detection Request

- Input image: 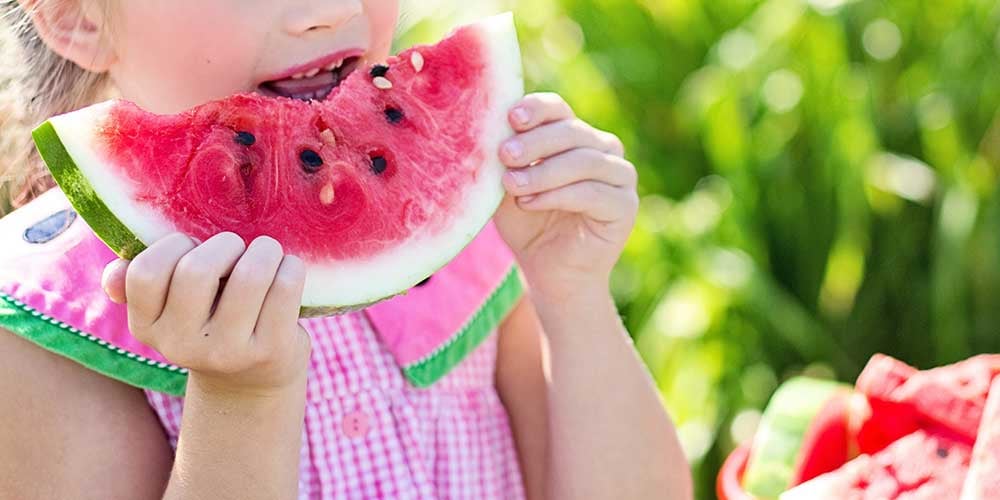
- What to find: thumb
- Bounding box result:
[101,259,130,304]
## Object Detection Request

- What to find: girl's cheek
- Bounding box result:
[109,1,265,113]
[365,0,399,60]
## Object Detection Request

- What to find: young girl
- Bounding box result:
[0,1,690,499]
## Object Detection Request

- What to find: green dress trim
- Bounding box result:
[403,266,524,387]
[0,291,188,395]
[0,267,522,393]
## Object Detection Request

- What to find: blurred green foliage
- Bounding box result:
[404,0,1000,497]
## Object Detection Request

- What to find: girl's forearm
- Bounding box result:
[163,376,307,500]
[532,288,692,500]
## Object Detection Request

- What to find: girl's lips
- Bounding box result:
[261,48,365,83]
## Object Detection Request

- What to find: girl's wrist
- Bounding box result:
[528,282,618,330]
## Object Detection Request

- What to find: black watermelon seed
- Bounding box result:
[385,108,405,124]
[370,64,390,78]
[235,131,256,146]
[371,155,388,175]
[300,150,324,172]
[416,276,432,287]
[936,447,949,458]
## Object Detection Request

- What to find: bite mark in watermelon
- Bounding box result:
[960,377,1000,500]
[31,14,524,315]
[780,430,971,500]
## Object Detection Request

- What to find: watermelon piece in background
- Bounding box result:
[741,378,856,498]
[960,377,1000,500]
[857,354,1000,444]
[780,430,971,500]
[31,14,524,315]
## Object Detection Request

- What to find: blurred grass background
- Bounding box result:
[1,0,998,497]
[404,0,1000,497]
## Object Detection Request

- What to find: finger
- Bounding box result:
[503,148,638,197]
[102,259,130,304]
[252,255,306,351]
[125,233,197,329]
[517,181,638,223]
[508,93,575,132]
[500,119,623,167]
[158,232,247,330]
[209,236,285,340]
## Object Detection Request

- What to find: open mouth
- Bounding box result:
[259,56,362,102]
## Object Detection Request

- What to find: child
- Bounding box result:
[0,1,691,499]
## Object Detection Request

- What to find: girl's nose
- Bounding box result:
[283,0,363,35]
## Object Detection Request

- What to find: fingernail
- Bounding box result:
[507,171,529,187]
[504,140,523,160]
[512,107,531,125]
[519,195,537,204]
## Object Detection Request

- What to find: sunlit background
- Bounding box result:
[401,0,1000,498]
[2,0,999,498]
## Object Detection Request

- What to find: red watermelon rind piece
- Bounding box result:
[960,377,1000,500]
[31,14,525,316]
[742,377,853,499]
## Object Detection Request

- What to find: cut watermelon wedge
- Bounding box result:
[858,354,1000,445]
[780,430,971,500]
[32,14,524,315]
[960,377,1000,499]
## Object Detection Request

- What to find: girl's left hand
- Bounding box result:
[494,93,639,301]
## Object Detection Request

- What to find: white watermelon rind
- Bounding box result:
[32,13,524,315]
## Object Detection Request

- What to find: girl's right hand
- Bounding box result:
[100,232,311,397]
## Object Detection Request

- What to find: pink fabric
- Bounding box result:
[144,312,526,499]
[0,189,169,363]
[365,224,516,367]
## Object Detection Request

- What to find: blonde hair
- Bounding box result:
[0,0,111,215]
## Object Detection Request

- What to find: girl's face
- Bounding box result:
[103,0,399,113]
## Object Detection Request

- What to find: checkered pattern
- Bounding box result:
[144,312,526,499]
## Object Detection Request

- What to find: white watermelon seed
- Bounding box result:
[373,76,393,90]
[320,129,337,147]
[411,52,425,72]
[320,183,336,205]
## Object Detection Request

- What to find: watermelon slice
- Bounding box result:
[857,354,1000,445]
[31,14,524,315]
[741,377,856,498]
[779,430,971,500]
[960,377,1000,499]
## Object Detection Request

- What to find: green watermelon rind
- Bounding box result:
[743,377,850,499]
[32,121,147,260]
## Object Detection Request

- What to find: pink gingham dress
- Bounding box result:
[144,313,526,499]
[0,189,528,499]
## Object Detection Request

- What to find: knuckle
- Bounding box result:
[272,267,304,295]
[125,262,159,290]
[175,253,212,280]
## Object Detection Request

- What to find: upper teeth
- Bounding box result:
[289,59,345,80]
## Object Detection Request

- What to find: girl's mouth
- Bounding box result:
[258,56,362,102]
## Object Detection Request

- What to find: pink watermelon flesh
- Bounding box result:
[781,430,971,500]
[857,355,1000,445]
[34,14,524,312]
[960,377,1000,499]
[101,28,487,260]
